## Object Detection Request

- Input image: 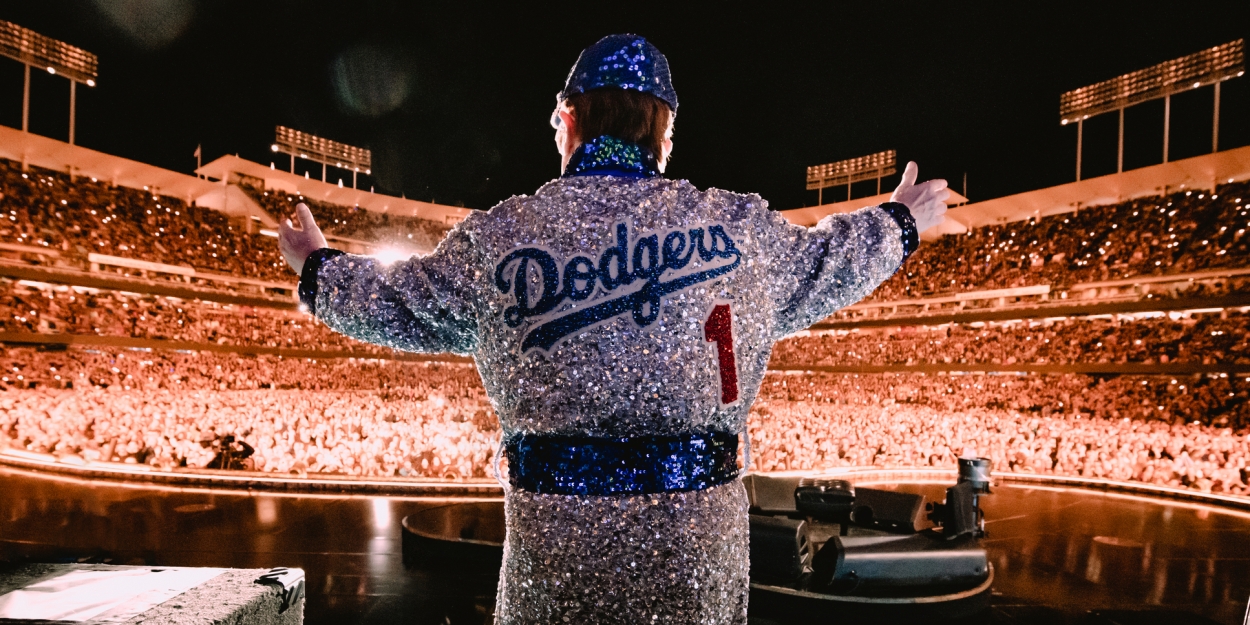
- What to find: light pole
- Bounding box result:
[272,126,371,191]
[1059,39,1243,181]
[806,150,897,206]
[0,21,99,146]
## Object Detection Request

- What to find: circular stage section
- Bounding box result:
[399,480,1250,624]
[3,465,1250,624]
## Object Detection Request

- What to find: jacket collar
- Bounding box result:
[562,135,660,179]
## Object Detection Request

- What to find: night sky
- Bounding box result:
[0,1,1247,212]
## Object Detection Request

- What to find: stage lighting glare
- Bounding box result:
[270,144,279,152]
[46,66,54,74]
[371,498,391,531]
[374,248,410,266]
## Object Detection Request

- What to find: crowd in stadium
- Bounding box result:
[2,345,1248,491]
[871,182,1250,301]
[0,281,389,354]
[5,279,1248,370]
[0,160,290,281]
[772,313,1250,367]
[0,349,493,478]
[748,400,1250,495]
[2,157,1247,304]
[2,157,1250,495]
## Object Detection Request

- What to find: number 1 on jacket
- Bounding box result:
[703,303,739,404]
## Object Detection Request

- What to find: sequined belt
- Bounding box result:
[504,430,740,496]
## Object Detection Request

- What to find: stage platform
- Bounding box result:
[0,465,1247,624]
[0,563,303,624]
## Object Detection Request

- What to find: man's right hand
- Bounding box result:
[890,161,950,232]
[278,203,328,275]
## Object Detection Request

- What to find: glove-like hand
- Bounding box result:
[278,203,328,275]
[890,161,950,233]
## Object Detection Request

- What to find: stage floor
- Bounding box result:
[0,467,1247,624]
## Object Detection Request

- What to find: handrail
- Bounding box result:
[846,266,1250,312]
[88,253,195,277]
[0,242,60,257]
[1070,266,1250,290]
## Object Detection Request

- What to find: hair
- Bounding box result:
[566,87,672,158]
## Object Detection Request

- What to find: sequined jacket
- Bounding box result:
[299,144,916,441]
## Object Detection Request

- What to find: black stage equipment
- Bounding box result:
[927,457,993,538]
[794,478,855,524]
[809,534,989,592]
[748,515,812,586]
[958,456,992,492]
[849,487,925,532]
[749,458,995,595]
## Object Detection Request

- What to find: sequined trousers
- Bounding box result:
[495,479,750,624]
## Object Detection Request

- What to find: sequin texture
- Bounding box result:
[562,135,660,179]
[505,430,739,496]
[306,172,909,623]
[557,34,678,111]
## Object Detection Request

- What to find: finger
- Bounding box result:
[934,189,952,203]
[917,181,951,201]
[294,203,317,231]
[899,161,918,189]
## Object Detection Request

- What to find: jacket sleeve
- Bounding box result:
[297,222,483,355]
[764,202,918,339]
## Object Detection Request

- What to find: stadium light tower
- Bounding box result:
[271,126,372,189]
[0,21,98,146]
[1060,39,1244,181]
[806,150,897,205]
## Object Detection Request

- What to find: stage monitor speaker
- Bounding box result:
[810,534,988,591]
[849,488,925,533]
[748,514,811,586]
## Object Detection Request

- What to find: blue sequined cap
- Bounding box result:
[557,34,677,111]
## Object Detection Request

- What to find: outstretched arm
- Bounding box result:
[768,162,948,338]
[279,204,481,355]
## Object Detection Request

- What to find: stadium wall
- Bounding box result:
[5,450,1248,514]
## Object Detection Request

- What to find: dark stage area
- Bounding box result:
[1,467,1248,624]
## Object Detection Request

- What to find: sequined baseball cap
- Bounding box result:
[555,34,677,115]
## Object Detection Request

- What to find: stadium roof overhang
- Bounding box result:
[0,124,217,202]
[781,144,1250,238]
[196,155,472,226]
[942,145,1250,230]
[780,190,970,241]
